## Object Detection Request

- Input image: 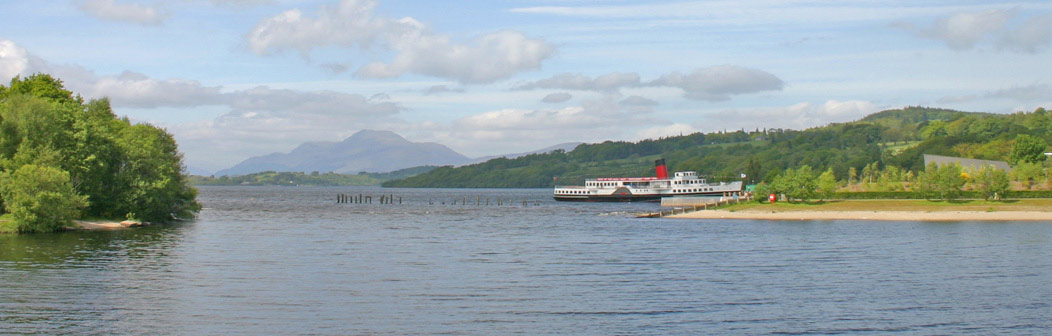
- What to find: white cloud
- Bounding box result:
[247,0,554,83]
[999,14,1052,53]
[77,0,166,25]
[320,63,350,74]
[649,65,784,101]
[940,83,1052,104]
[620,95,658,106]
[424,85,464,95]
[0,40,31,81]
[438,96,662,155]
[206,0,271,6]
[705,100,880,131]
[634,123,696,141]
[227,86,399,119]
[515,72,640,92]
[987,83,1052,101]
[517,66,783,101]
[541,92,572,103]
[510,1,978,25]
[896,9,1052,53]
[89,71,225,108]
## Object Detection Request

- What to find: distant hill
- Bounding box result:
[216,130,471,176]
[473,142,583,162]
[384,106,1051,188]
[193,166,437,186]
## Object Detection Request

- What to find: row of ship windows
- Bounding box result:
[673,180,702,185]
[675,188,713,193]
[587,182,619,187]
[564,190,589,195]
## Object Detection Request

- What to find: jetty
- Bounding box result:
[637,194,751,218]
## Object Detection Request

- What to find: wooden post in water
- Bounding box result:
[365,195,372,204]
[398,197,402,204]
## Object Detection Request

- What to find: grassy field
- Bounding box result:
[719,199,1052,212]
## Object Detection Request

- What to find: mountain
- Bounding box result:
[216,130,471,176]
[473,142,583,162]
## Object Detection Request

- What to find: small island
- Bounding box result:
[0,74,199,234]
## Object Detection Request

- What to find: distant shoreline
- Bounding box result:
[664,199,1052,221]
[669,210,1052,221]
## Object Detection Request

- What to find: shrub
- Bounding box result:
[0,164,88,233]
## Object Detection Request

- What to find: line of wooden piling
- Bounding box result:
[337,193,538,207]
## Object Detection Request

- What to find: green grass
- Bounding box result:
[882,141,921,155]
[719,199,1052,212]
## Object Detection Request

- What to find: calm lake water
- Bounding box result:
[2,186,1051,335]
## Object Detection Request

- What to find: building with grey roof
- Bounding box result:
[922,154,1012,173]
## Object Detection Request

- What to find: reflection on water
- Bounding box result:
[2,186,1052,334]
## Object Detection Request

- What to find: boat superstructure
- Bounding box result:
[553,159,744,202]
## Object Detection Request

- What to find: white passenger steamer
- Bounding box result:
[553,159,744,202]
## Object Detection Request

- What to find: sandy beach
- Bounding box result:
[669,210,1052,221]
[72,220,143,230]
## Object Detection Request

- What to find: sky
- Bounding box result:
[1,0,1051,174]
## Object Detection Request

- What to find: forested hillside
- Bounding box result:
[0,74,199,233]
[384,106,1052,188]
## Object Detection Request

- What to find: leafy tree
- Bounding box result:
[115,124,200,222]
[3,74,80,105]
[1011,134,1047,164]
[0,164,87,233]
[975,165,1010,201]
[774,165,817,202]
[921,162,966,201]
[915,162,939,199]
[920,120,948,139]
[752,182,773,203]
[1012,161,1044,190]
[817,167,837,201]
[0,74,199,230]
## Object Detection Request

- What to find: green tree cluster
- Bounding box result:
[0,164,88,233]
[1011,134,1048,164]
[0,74,199,233]
[916,162,967,201]
[974,165,1010,201]
[764,165,818,202]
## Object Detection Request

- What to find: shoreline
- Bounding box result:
[669,210,1052,221]
[72,220,143,230]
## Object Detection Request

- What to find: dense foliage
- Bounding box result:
[0,164,88,233]
[191,166,436,186]
[0,74,199,232]
[387,106,1051,189]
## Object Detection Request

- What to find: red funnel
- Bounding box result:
[655,159,668,179]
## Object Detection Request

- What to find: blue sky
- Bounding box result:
[2,0,1051,174]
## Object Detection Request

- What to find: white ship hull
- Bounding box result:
[553,161,744,202]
